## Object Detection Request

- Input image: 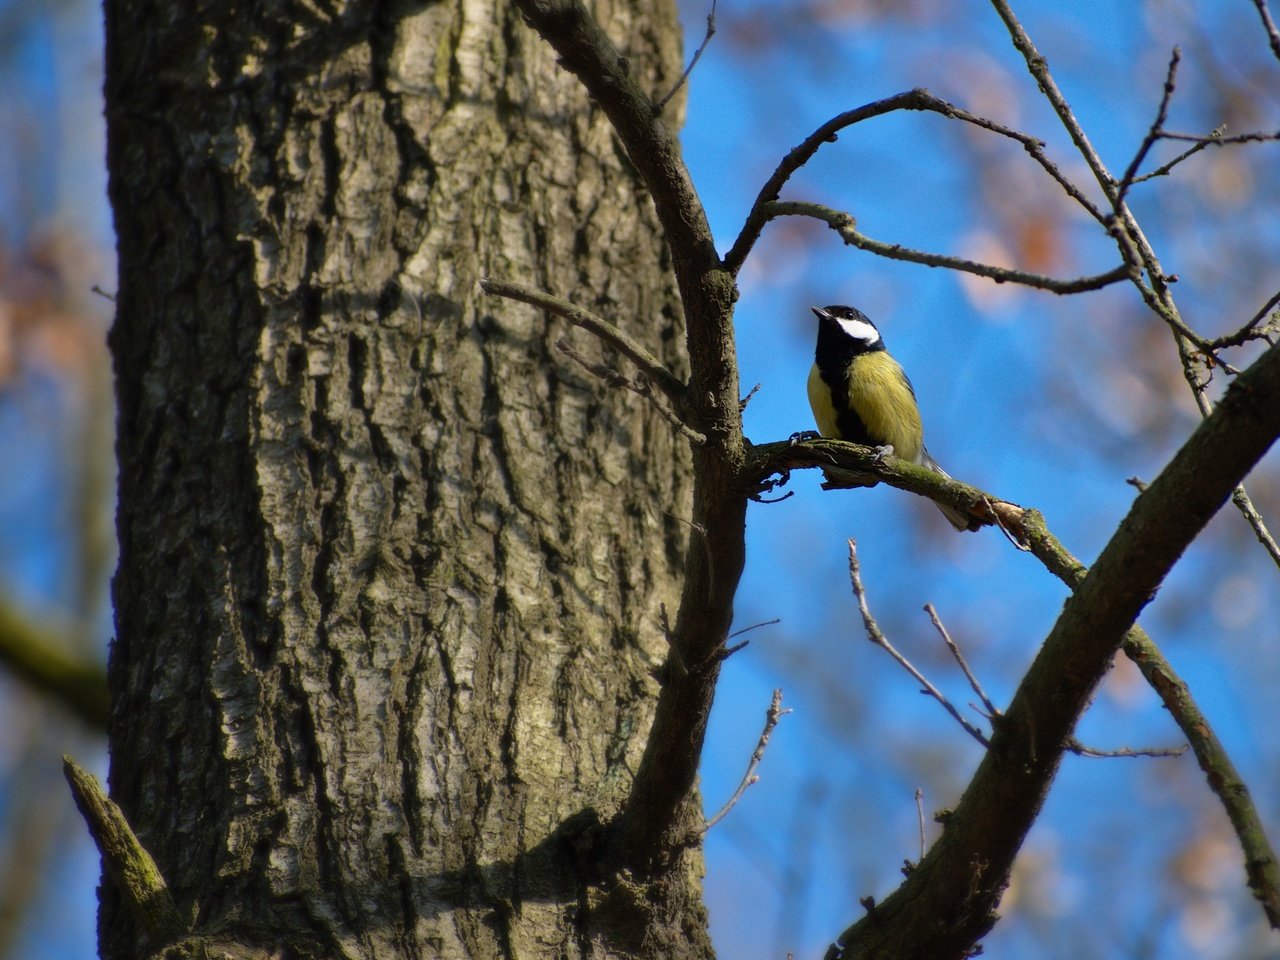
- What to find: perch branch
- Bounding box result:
[1064,739,1187,760]
[749,436,1005,528]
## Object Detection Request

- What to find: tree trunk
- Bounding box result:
[103,1,699,957]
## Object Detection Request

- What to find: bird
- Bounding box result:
[806,304,982,532]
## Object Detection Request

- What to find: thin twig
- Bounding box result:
[989,0,1280,579]
[1159,129,1280,145]
[1231,486,1280,571]
[1065,738,1188,759]
[728,617,781,640]
[658,602,687,679]
[703,689,791,831]
[1171,330,1280,570]
[988,0,1118,204]
[987,498,1032,551]
[1207,287,1280,349]
[1131,128,1222,185]
[1114,48,1181,208]
[1251,0,1280,61]
[654,0,717,114]
[924,603,999,720]
[766,200,1128,295]
[479,278,689,403]
[915,788,926,863]
[557,340,707,445]
[847,540,990,748]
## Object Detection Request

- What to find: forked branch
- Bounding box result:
[724,86,1112,275]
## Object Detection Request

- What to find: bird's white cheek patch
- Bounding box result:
[836,316,880,344]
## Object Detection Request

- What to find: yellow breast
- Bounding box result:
[807,362,842,438]
[807,353,925,464]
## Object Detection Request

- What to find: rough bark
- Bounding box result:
[104,1,700,958]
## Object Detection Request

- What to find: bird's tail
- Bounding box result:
[922,450,984,533]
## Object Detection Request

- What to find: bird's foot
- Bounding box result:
[872,444,895,463]
[789,430,820,446]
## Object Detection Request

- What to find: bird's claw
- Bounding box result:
[872,444,895,463]
[789,430,820,446]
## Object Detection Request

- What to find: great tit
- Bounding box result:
[807,304,981,532]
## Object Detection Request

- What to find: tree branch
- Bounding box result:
[555,340,708,445]
[1208,287,1280,350]
[749,437,1004,528]
[925,603,999,722]
[478,278,690,404]
[1159,129,1280,145]
[1250,0,1280,62]
[702,688,790,832]
[756,424,1280,934]
[1009,509,1280,924]
[1114,47,1182,208]
[0,597,108,730]
[654,0,717,114]
[989,0,1280,580]
[824,338,1280,958]
[848,542,990,749]
[764,200,1128,295]
[512,0,718,270]
[723,86,1110,276]
[64,756,187,946]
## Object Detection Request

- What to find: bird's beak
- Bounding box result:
[810,306,829,321]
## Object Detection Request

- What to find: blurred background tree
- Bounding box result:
[0,0,112,956]
[0,0,1277,957]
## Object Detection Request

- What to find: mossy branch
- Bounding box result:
[63,756,187,946]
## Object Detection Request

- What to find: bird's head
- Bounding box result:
[811,305,883,351]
